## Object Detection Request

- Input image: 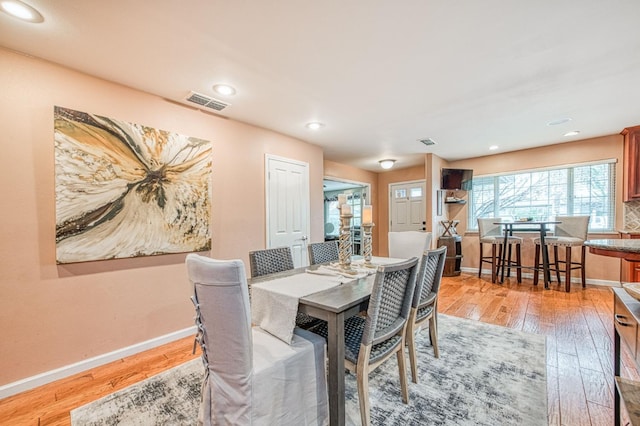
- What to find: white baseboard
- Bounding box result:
[0,325,197,400]
[462,267,622,288]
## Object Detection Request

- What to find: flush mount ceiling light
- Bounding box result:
[305,122,325,130]
[547,117,572,126]
[564,130,580,137]
[212,84,236,96]
[489,145,499,151]
[379,159,396,169]
[0,0,44,22]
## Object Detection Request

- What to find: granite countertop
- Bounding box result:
[585,239,640,254]
[620,230,640,235]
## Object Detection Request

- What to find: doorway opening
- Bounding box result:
[323,178,370,255]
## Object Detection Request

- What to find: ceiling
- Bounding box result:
[2,1,640,172]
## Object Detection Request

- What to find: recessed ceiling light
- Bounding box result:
[489,145,499,150]
[547,117,572,126]
[305,122,324,130]
[212,84,236,96]
[0,0,44,23]
[564,130,580,137]
[378,159,396,169]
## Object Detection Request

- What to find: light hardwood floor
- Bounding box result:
[0,273,637,425]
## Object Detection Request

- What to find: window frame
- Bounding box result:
[467,159,616,233]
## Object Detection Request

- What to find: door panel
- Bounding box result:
[266,155,310,267]
[390,181,426,232]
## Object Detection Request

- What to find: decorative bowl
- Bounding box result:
[623,283,640,301]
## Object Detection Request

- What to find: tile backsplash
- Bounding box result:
[624,200,640,231]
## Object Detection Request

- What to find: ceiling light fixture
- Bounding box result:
[564,130,580,137]
[547,117,572,126]
[0,0,44,23]
[489,145,499,151]
[212,84,236,96]
[378,159,396,170]
[305,122,324,130]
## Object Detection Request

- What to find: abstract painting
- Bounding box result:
[54,106,212,264]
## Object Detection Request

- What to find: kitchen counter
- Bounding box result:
[585,239,640,261]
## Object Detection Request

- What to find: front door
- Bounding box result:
[266,155,310,267]
[390,180,426,232]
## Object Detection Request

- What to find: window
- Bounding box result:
[468,160,616,232]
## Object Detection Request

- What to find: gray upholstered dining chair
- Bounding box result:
[185,254,328,425]
[249,246,319,329]
[406,246,447,383]
[533,215,590,292]
[310,257,419,426]
[307,240,339,265]
[477,218,522,283]
[248,246,294,278]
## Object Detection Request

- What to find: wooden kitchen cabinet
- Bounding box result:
[621,231,640,282]
[622,125,640,202]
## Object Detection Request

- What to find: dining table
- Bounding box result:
[248,256,406,426]
[493,220,561,289]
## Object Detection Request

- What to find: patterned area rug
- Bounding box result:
[71,315,547,425]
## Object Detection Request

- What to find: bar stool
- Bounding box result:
[477,218,522,283]
[533,216,590,292]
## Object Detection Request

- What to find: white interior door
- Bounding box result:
[390,180,426,232]
[266,155,310,267]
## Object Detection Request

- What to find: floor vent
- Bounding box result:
[184,91,230,111]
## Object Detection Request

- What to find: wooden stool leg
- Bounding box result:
[516,243,522,283]
[554,246,561,283]
[533,244,540,286]
[565,246,572,292]
[506,244,512,277]
[491,244,497,283]
[581,245,586,287]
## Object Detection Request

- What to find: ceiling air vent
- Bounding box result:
[184,91,230,111]
[418,138,436,146]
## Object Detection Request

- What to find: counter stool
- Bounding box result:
[533,215,589,292]
[477,218,522,283]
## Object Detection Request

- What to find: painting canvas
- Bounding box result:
[54,106,212,263]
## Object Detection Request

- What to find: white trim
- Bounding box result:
[0,326,197,399]
[476,158,618,178]
[463,267,622,287]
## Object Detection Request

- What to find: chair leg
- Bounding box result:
[407,310,418,383]
[553,246,561,283]
[533,244,540,286]
[356,346,371,426]
[565,246,572,292]
[516,243,522,283]
[396,337,409,404]
[478,243,483,278]
[581,245,586,287]
[506,243,512,277]
[491,244,497,282]
[429,314,439,358]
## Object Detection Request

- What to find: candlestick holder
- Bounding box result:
[338,212,356,273]
[361,222,375,268]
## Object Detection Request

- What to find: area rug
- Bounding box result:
[71,315,547,425]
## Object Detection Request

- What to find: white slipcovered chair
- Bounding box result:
[388,231,432,264]
[186,254,328,426]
